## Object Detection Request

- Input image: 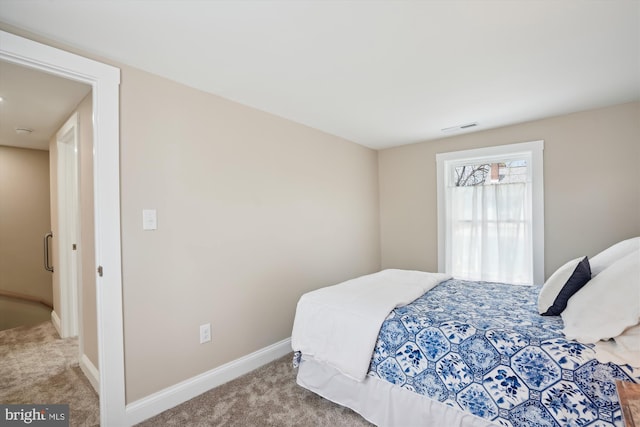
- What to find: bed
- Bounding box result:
[291,239,640,427]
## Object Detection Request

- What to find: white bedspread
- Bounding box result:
[291,269,451,381]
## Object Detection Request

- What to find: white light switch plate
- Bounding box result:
[142,209,157,230]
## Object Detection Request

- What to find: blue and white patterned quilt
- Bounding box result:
[368,279,640,427]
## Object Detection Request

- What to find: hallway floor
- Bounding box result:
[0,321,99,426]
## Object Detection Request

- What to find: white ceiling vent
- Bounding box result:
[441,122,479,133]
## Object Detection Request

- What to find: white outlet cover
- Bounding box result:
[199,323,211,344]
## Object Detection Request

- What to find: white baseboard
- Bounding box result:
[80,353,100,394]
[125,337,292,426]
[51,310,61,337]
[54,309,100,394]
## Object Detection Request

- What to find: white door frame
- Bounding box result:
[0,31,126,425]
[56,113,80,339]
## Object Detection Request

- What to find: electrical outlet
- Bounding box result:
[199,323,211,344]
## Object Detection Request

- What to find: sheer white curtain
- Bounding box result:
[448,182,533,285]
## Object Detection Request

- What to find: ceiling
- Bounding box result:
[0,1,638,150]
[0,61,91,150]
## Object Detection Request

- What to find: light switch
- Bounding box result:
[142,209,157,230]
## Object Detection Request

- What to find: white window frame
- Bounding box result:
[436,140,545,285]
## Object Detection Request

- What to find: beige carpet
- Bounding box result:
[0,321,99,426]
[136,353,373,427]
[2,321,372,426]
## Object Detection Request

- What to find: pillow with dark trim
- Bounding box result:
[563,250,640,343]
[538,256,591,316]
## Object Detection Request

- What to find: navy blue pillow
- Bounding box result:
[542,256,591,316]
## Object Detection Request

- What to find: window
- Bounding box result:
[436,141,544,285]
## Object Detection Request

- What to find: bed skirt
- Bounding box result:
[297,355,498,427]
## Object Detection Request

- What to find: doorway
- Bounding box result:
[0,30,126,425]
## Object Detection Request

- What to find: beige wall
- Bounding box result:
[120,67,381,401]
[48,93,98,367]
[48,121,60,318]
[0,25,380,404]
[0,146,52,328]
[379,102,640,279]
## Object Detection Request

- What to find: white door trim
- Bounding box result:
[0,30,126,425]
[56,112,80,339]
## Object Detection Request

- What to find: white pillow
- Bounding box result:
[562,249,640,343]
[590,236,640,276]
[538,256,591,315]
